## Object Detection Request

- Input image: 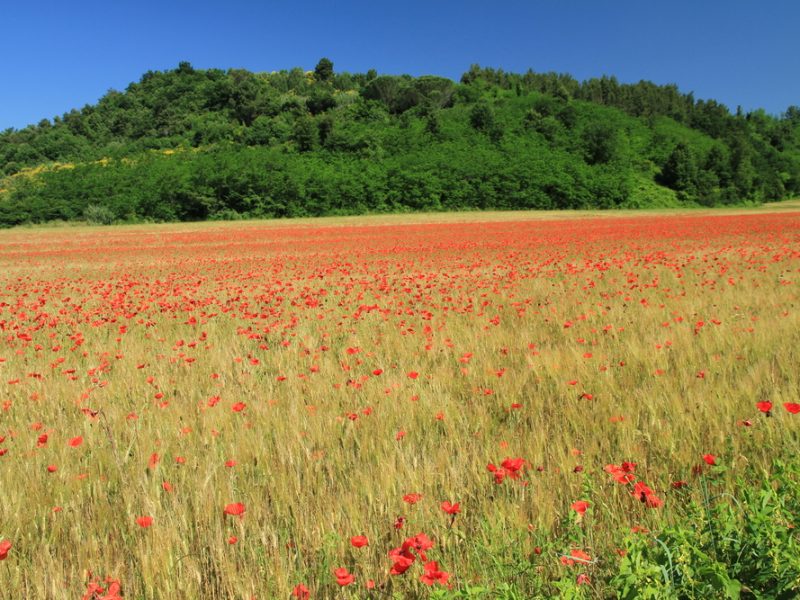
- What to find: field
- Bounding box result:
[1,209,800,599]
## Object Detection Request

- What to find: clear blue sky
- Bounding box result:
[2,0,798,130]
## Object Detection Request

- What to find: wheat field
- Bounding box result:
[1,208,799,598]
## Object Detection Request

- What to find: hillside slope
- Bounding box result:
[1,61,798,226]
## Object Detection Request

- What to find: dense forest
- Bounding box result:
[1,60,799,226]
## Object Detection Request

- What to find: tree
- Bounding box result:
[292,116,317,152]
[581,122,619,165]
[469,101,495,132]
[658,142,697,195]
[314,58,334,83]
[469,101,502,142]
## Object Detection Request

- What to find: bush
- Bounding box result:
[83,204,116,225]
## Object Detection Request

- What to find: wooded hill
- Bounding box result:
[1,60,798,226]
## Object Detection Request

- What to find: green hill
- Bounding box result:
[1,60,798,226]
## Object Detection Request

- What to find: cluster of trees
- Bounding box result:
[1,60,798,226]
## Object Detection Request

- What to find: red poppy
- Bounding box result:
[703,454,717,466]
[68,436,83,447]
[0,540,11,560]
[784,403,800,414]
[389,550,415,575]
[440,501,460,515]
[420,561,450,586]
[136,516,153,528]
[334,567,355,586]
[291,584,310,599]
[403,493,423,505]
[570,500,590,516]
[561,549,591,567]
[350,535,369,548]
[632,482,663,508]
[147,453,160,470]
[224,502,246,517]
[756,401,772,414]
[291,583,310,599]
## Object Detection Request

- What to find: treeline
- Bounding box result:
[1,60,798,226]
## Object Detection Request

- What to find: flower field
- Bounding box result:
[1,210,800,598]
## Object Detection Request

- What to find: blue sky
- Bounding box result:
[2,0,798,130]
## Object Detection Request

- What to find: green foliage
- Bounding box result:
[613,462,800,599]
[1,62,799,226]
[425,461,800,599]
[82,203,116,225]
[313,57,334,83]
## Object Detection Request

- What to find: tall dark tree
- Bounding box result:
[658,143,698,194]
[314,58,334,83]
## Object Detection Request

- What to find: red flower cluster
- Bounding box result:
[605,462,663,508]
[387,532,449,585]
[82,576,123,600]
[487,457,526,484]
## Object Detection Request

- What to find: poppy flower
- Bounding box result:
[570,500,590,516]
[403,493,423,505]
[291,584,310,599]
[334,567,355,586]
[68,436,83,447]
[440,501,460,515]
[224,502,246,517]
[350,535,369,548]
[389,551,415,575]
[703,454,717,466]
[784,403,800,414]
[632,482,663,508]
[561,549,591,567]
[420,561,450,586]
[756,401,772,414]
[0,540,11,560]
[604,463,635,484]
[136,516,153,528]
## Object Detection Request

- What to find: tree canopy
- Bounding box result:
[1,61,798,226]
